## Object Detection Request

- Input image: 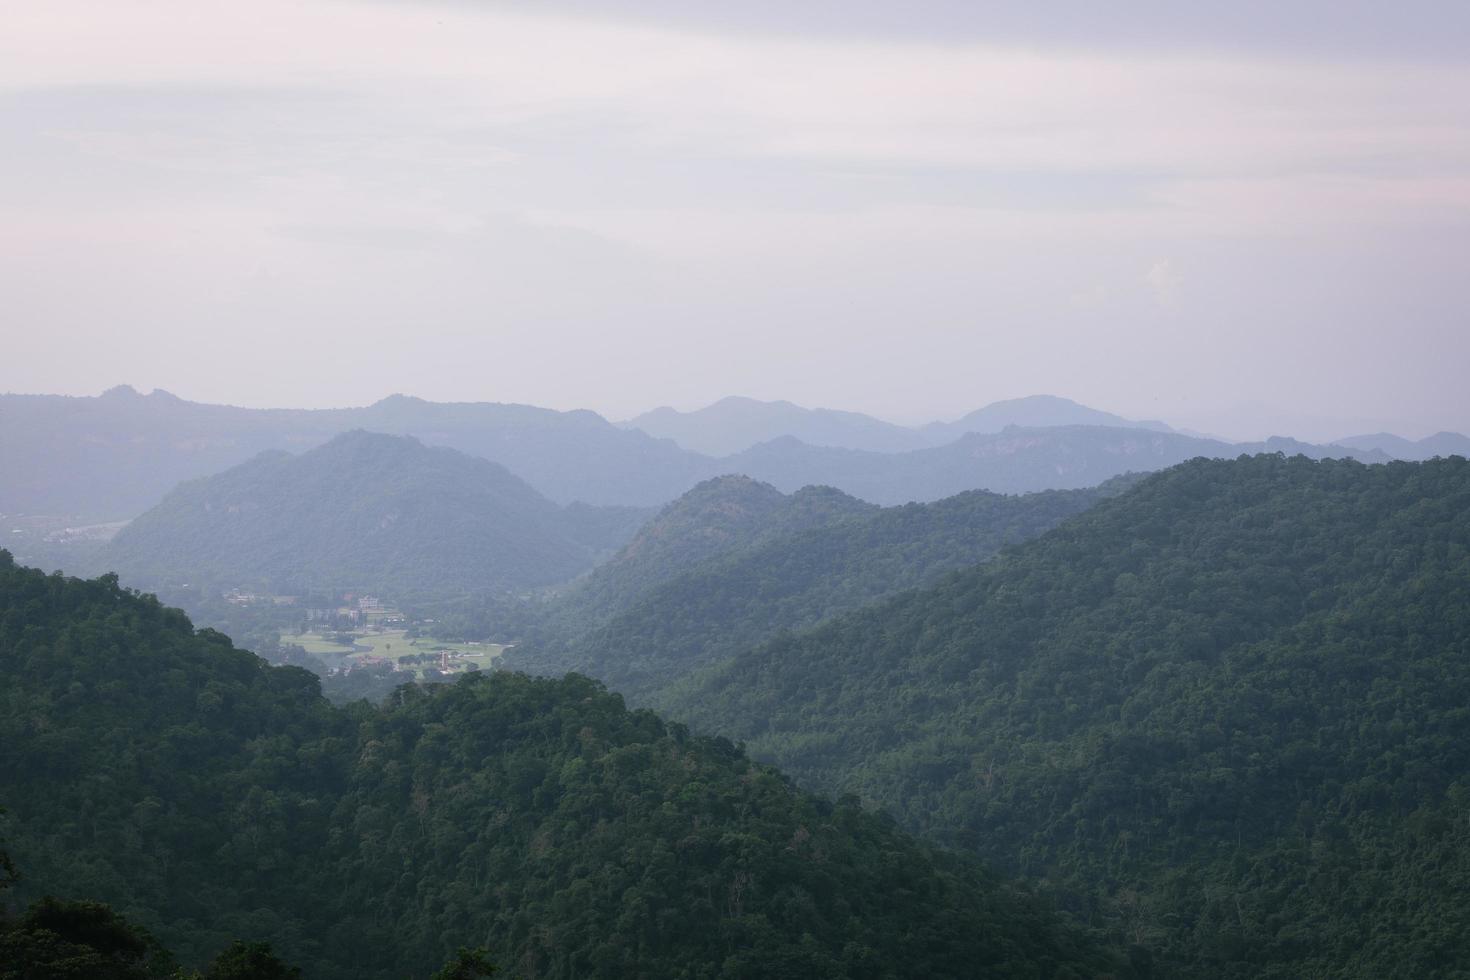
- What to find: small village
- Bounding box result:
[225,588,507,679]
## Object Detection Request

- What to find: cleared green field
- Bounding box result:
[282,629,506,677]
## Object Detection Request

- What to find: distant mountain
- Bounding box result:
[1337,430,1470,461]
[0,386,708,519]
[507,477,1137,701]
[623,395,929,455]
[669,453,1470,978]
[99,431,638,595]
[620,393,1171,456]
[720,425,1389,505]
[550,474,877,628]
[921,394,1170,444]
[1,386,1397,523]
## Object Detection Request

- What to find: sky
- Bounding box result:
[2,0,1468,441]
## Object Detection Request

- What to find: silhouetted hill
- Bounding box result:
[921,394,1170,444]
[0,387,708,519]
[0,553,1126,979]
[1338,429,1470,461]
[722,425,1388,504]
[99,431,636,595]
[668,454,1470,977]
[623,395,928,455]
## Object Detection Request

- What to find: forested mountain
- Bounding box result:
[1337,429,1470,461]
[0,386,708,519]
[508,480,1133,703]
[98,431,642,596]
[667,454,1470,978]
[0,553,1127,979]
[720,425,1387,505]
[920,395,1171,444]
[545,475,877,630]
[622,396,929,455]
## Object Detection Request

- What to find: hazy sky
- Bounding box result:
[3,0,1468,440]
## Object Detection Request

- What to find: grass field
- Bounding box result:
[282,628,507,677]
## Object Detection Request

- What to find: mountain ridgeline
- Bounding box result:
[0,553,1125,979]
[2,387,1408,524]
[508,476,1140,704]
[665,454,1470,978]
[98,431,650,596]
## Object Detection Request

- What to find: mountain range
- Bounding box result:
[1336,430,1470,461]
[622,393,1171,455]
[0,386,1441,523]
[662,453,1470,977]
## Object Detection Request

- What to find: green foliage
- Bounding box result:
[97,431,640,596]
[429,947,497,980]
[669,454,1470,977]
[554,475,878,629]
[200,940,302,980]
[0,553,1123,979]
[0,897,174,980]
[514,479,1131,703]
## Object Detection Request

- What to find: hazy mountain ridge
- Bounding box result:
[621,392,1170,455]
[665,453,1470,977]
[0,386,708,519]
[1,386,1414,524]
[1336,429,1470,461]
[919,394,1172,444]
[97,430,642,595]
[720,424,1390,505]
[622,395,931,455]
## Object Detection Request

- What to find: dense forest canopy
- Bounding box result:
[667,453,1470,978]
[0,553,1125,979]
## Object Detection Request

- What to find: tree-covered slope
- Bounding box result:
[670,454,1470,978]
[545,475,877,630]
[0,553,1125,979]
[510,481,1130,703]
[99,431,632,596]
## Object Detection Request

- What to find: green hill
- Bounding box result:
[510,480,1130,703]
[98,431,640,597]
[0,553,1124,979]
[546,475,878,629]
[668,454,1470,978]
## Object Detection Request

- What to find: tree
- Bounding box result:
[0,897,172,980]
[430,947,497,980]
[202,940,302,980]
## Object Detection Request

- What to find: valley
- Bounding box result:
[280,627,506,678]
